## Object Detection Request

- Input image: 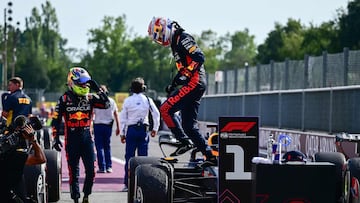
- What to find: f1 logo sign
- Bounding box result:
[220,121,257,132]
[218,117,259,203]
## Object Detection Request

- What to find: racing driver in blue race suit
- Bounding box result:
[52,67,110,203]
[148,17,216,165]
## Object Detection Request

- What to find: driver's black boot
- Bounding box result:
[205,155,218,166]
[199,151,218,168]
[170,138,194,156]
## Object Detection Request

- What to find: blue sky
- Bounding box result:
[7,0,348,51]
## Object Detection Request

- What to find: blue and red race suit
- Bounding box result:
[51,90,109,199]
[160,30,211,156]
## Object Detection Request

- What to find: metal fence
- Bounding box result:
[200,48,360,134]
[199,86,360,134]
[206,48,360,95]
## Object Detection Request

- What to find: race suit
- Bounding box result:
[51,90,109,200]
[159,30,211,156]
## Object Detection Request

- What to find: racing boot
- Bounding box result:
[170,138,195,156]
[199,151,218,168]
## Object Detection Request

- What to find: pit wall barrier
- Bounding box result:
[198,121,357,160]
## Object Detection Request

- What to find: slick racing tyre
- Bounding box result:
[45,149,62,202]
[315,151,349,203]
[134,164,169,203]
[128,157,162,203]
[36,129,45,149]
[43,127,52,150]
[24,164,47,203]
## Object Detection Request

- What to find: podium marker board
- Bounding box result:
[218,117,259,203]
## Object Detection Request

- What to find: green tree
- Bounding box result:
[15,1,70,92]
[83,15,130,92]
[338,0,360,49]
[128,37,173,92]
[196,30,224,73]
[257,18,305,64]
[40,1,71,92]
[82,15,174,93]
[16,7,50,89]
[221,29,257,69]
[4,0,355,98]
[301,22,338,55]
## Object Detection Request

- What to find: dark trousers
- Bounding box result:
[123,125,149,186]
[65,131,95,199]
[160,83,209,154]
[94,124,113,170]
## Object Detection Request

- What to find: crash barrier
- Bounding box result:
[259,127,345,159]
[199,122,355,159]
[199,85,360,134]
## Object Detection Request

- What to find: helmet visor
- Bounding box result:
[153,24,164,45]
[73,76,91,87]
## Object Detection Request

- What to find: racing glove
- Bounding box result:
[87,79,101,92]
[53,135,63,152]
[165,85,176,94]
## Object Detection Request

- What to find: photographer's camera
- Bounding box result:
[0,115,42,157]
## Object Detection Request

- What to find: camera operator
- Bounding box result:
[0,116,46,203]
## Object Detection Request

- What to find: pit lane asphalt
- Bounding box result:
[56,129,194,203]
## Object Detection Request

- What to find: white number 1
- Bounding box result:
[226,145,251,180]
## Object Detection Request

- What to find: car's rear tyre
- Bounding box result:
[134,164,169,203]
[24,164,47,203]
[45,149,62,202]
[36,129,45,149]
[43,127,52,150]
[128,157,161,203]
[314,151,349,203]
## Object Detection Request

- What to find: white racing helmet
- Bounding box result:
[148,17,174,47]
[67,67,91,96]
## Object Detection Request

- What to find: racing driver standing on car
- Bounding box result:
[52,67,110,203]
[148,17,216,166]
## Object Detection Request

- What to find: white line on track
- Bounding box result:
[111,157,125,165]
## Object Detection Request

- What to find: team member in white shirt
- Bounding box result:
[93,85,120,173]
[119,77,160,192]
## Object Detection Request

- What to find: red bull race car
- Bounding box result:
[127,129,219,203]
